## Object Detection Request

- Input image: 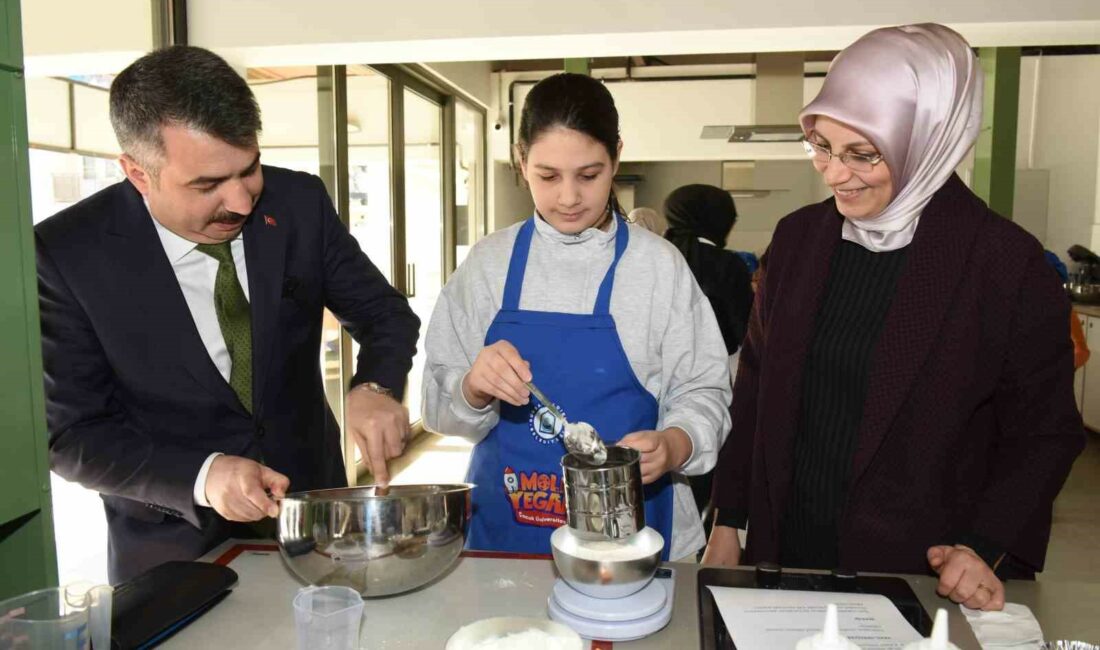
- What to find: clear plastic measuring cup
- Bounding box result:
[1,587,85,649]
[292,585,364,650]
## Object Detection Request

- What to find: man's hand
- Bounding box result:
[927,544,1005,611]
[701,524,742,568]
[346,386,411,487]
[616,427,693,484]
[205,455,289,521]
[462,340,532,409]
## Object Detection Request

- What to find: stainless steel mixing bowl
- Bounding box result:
[550,525,663,599]
[277,484,473,597]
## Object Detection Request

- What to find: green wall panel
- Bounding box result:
[0,0,58,598]
[973,47,1021,219]
[0,0,21,72]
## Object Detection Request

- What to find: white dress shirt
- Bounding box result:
[149,210,250,508]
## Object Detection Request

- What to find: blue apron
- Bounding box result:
[465,215,675,560]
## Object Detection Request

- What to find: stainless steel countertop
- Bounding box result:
[161,539,1100,649]
[1072,302,1100,319]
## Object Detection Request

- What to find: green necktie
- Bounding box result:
[196,241,253,413]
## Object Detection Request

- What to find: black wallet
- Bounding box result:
[110,561,238,649]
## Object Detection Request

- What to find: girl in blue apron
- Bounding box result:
[422,73,732,561]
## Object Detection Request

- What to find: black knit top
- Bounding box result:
[780,240,908,570]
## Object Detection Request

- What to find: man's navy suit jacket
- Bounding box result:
[36,166,420,583]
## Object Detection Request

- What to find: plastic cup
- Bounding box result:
[0,587,89,649]
[292,586,364,650]
[65,583,113,650]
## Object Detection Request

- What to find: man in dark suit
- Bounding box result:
[37,46,420,583]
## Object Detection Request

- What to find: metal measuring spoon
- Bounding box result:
[525,381,608,465]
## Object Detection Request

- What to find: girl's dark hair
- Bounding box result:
[517,73,623,214]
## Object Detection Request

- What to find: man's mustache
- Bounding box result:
[209,211,248,224]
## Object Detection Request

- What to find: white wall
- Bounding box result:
[618,161,721,231]
[185,0,1100,66]
[422,61,493,108]
[1016,55,1100,258]
[731,162,825,255]
[614,160,824,255]
[492,73,827,164]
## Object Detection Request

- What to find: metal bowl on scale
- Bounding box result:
[276,484,473,597]
[550,525,664,599]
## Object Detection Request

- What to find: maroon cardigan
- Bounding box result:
[712,175,1085,575]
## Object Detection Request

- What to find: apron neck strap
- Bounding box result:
[501,214,630,314]
[501,218,536,311]
[593,215,629,315]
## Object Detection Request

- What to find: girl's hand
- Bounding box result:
[462,340,532,409]
[617,427,692,484]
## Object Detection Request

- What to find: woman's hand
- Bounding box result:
[617,427,692,484]
[927,544,1005,611]
[701,524,742,567]
[461,340,532,409]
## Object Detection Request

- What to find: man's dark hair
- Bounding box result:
[109,45,261,171]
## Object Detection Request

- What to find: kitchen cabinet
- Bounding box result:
[1078,312,1100,431]
[1074,313,1086,412]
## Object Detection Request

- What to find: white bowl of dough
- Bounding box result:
[445,616,583,650]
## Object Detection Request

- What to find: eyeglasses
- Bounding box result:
[801,138,884,173]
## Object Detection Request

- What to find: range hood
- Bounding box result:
[701,53,806,145]
[713,53,805,197]
[699,124,804,143]
[728,124,804,143]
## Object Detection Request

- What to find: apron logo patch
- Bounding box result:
[502,466,566,528]
[528,405,566,444]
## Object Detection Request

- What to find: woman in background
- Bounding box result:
[662,184,755,530]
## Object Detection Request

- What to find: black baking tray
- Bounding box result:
[697,567,933,650]
[110,561,238,649]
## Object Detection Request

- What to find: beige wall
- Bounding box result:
[21,0,152,75]
[186,0,1100,65]
[617,160,823,256]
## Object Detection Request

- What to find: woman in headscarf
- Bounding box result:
[702,24,1084,612]
[627,206,663,233]
[662,185,755,530]
[664,185,755,365]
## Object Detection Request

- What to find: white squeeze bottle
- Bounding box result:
[795,603,863,650]
[902,608,961,650]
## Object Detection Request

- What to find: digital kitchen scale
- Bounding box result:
[548,567,675,642]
